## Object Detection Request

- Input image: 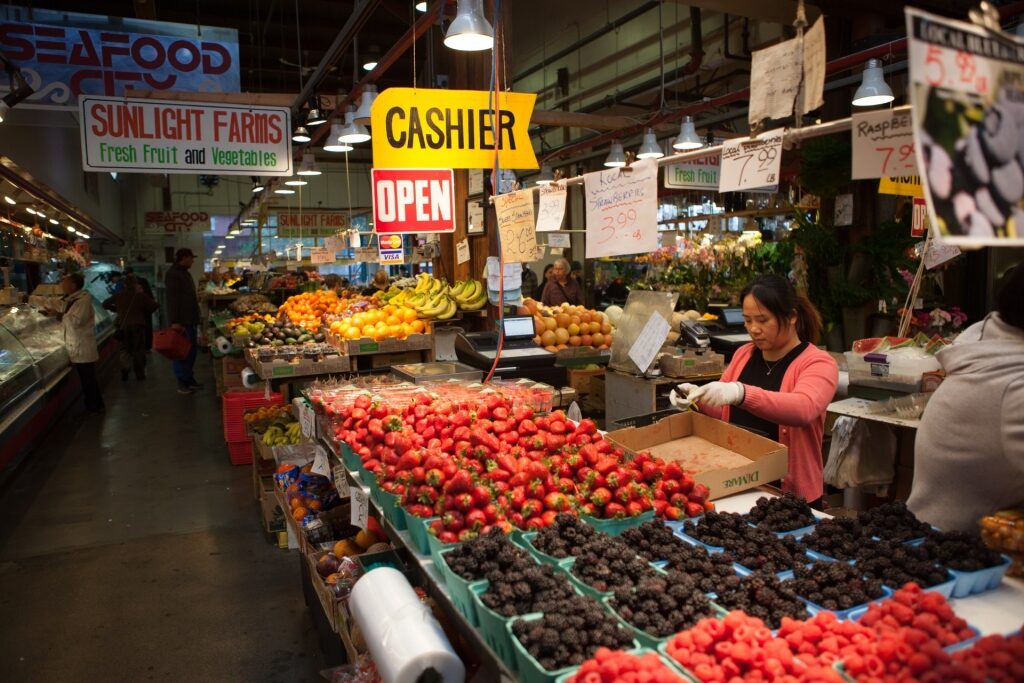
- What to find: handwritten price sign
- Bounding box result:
[494,189,537,263]
[719,130,783,192]
[852,110,917,180]
[583,159,658,259]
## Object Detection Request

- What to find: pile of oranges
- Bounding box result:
[328,304,427,342]
[278,291,348,330]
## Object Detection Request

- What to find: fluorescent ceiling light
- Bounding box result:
[3,195,15,205]
[49,217,59,225]
[284,175,308,186]
[416,2,427,11]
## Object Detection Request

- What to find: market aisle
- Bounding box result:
[0,354,325,682]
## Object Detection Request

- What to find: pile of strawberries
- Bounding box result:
[329,392,712,540]
[565,648,686,683]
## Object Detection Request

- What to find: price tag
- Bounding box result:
[494,189,537,263]
[333,465,351,498]
[311,445,331,476]
[536,182,567,232]
[628,311,670,374]
[309,246,332,264]
[720,129,783,193]
[351,487,369,529]
[547,232,571,249]
[851,110,917,180]
[583,158,659,259]
[299,402,316,440]
[456,238,470,265]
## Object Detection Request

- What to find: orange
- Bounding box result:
[554,328,570,345]
[400,308,417,323]
[540,330,556,347]
[344,326,360,340]
[361,324,375,338]
[385,315,401,326]
[387,324,402,338]
[292,507,308,521]
[410,320,425,334]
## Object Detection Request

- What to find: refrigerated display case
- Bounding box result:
[0,318,41,417]
[0,306,70,382]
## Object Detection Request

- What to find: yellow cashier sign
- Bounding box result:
[370,88,538,170]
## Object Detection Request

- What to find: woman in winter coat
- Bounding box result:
[45,273,104,413]
[672,275,839,505]
[104,274,160,381]
[908,264,1024,531]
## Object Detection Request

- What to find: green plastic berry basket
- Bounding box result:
[377,489,407,531]
[470,582,520,673]
[340,442,361,472]
[558,557,613,600]
[404,513,437,555]
[581,510,655,536]
[601,594,727,650]
[553,648,694,683]
[427,528,458,566]
[518,531,575,566]
[435,547,485,626]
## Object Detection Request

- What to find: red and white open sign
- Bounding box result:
[372,168,456,234]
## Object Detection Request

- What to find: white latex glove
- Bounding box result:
[669,383,700,409]
[686,381,745,408]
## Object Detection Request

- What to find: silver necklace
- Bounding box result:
[763,356,781,375]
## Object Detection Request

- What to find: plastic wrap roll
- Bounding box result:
[241,367,260,388]
[349,567,465,683]
[214,336,232,354]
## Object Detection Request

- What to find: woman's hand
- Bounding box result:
[686,381,745,407]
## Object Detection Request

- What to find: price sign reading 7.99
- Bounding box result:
[719,129,784,193]
[584,159,659,259]
[852,109,917,180]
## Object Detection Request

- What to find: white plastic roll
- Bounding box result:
[241,367,260,388]
[349,567,465,683]
[215,336,232,354]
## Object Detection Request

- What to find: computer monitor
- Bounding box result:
[503,316,536,340]
[722,308,745,327]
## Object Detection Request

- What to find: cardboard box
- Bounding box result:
[568,368,604,395]
[259,492,285,533]
[588,374,606,407]
[245,348,352,379]
[305,549,341,632]
[607,411,788,500]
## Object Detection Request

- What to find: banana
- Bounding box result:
[459,292,487,311]
[450,280,468,298]
[454,280,481,305]
[436,298,458,320]
[420,294,452,318]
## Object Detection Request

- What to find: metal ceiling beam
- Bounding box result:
[666,0,819,25]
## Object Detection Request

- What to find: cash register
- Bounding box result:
[706,307,752,361]
[454,316,567,386]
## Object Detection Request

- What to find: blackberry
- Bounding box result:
[858,501,932,542]
[532,513,601,558]
[571,535,660,593]
[620,520,689,562]
[682,511,752,547]
[662,544,738,594]
[480,562,577,617]
[720,529,808,575]
[802,517,872,561]
[788,561,886,611]
[609,571,715,637]
[922,531,1004,572]
[511,595,633,671]
[444,527,533,581]
[713,573,808,629]
[855,540,951,589]
[747,492,817,532]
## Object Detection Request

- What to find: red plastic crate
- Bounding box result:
[227,440,253,465]
[222,390,284,442]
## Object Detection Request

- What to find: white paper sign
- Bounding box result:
[628,311,670,374]
[309,246,332,264]
[467,199,485,235]
[720,129,784,193]
[924,236,962,269]
[333,465,351,498]
[494,189,538,263]
[456,238,470,264]
[851,110,917,180]
[583,159,659,258]
[547,232,571,248]
[311,445,331,477]
[351,487,369,529]
[324,236,345,253]
[299,402,316,440]
[536,183,567,232]
[749,17,825,125]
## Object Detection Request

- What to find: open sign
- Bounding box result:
[372,168,455,234]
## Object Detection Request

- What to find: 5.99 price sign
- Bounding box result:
[719,129,783,193]
[583,159,658,259]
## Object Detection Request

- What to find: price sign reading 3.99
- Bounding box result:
[583,158,658,259]
[720,129,784,192]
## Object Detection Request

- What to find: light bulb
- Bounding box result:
[853,59,895,107]
[636,128,664,160]
[444,0,494,51]
[604,141,626,168]
[673,116,703,150]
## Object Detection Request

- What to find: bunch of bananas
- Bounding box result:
[377,274,486,320]
[449,279,487,311]
[263,421,301,446]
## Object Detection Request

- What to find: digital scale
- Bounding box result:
[454,316,567,386]
[390,361,482,384]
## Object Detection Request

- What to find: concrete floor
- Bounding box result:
[0,353,326,682]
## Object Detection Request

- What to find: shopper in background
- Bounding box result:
[540,258,583,307]
[44,273,104,413]
[908,264,1024,531]
[672,274,838,505]
[535,264,554,300]
[123,267,155,350]
[520,263,538,299]
[570,261,583,282]
[361,269,389,296]
[165,248,202,394]
[204,269,226,292]
[104,274,159,381]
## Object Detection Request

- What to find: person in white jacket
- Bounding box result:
[44,273,104,413]
[908,264,1024,531]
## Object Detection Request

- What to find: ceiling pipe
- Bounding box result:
[513,1,660,83]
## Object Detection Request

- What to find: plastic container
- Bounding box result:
[519,531,575,566]
[428,528,457,566]
[791,586,893,621]
[580,510,655,536]
[405,514,437,555]
[507,613,640,683]
[732,562,797,581]
[340,442,361,471]
[553,648,692,683]
[673,519,726,554]
[560,557,613,600]
[804,548,855,565]
[471,583,520,673]
[435,548,485,626]
[845,349,941,393]
[948,554,1013,598]
[222,390,285,442]
[227,440,253,465]
[377,489,407,531]
[745,518,818,539]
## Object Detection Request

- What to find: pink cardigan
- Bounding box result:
[700,343,839,501]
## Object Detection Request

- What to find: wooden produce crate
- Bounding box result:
[567,368,604,395]
[305,549,342,632]
[327,330,434,356]
[245,348,352,380]
[259,490,286,534]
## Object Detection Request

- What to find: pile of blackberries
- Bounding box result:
[747,493,817,532]
[858,501,932,542]
[479,562,577,617]
[571,536,660,594]
[511,595,634,671]
[610,571,715,637]
[721,531,808,575]
[620,520,692,562]
[712,573,808,629]
[662,544,738,594]
[922,531,1005,572]
[788,561,886,611]
[683,511,757,547]
[855,540,951,589]
[531,513,600,558]
[444,527,533,582]
[802,517,876,561]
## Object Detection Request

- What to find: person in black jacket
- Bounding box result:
[123,267,155,349]
[165,248,202,394]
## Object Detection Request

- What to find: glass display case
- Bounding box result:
[91,296,114,340]
[0,306,69,383]
[0,315,41,416]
